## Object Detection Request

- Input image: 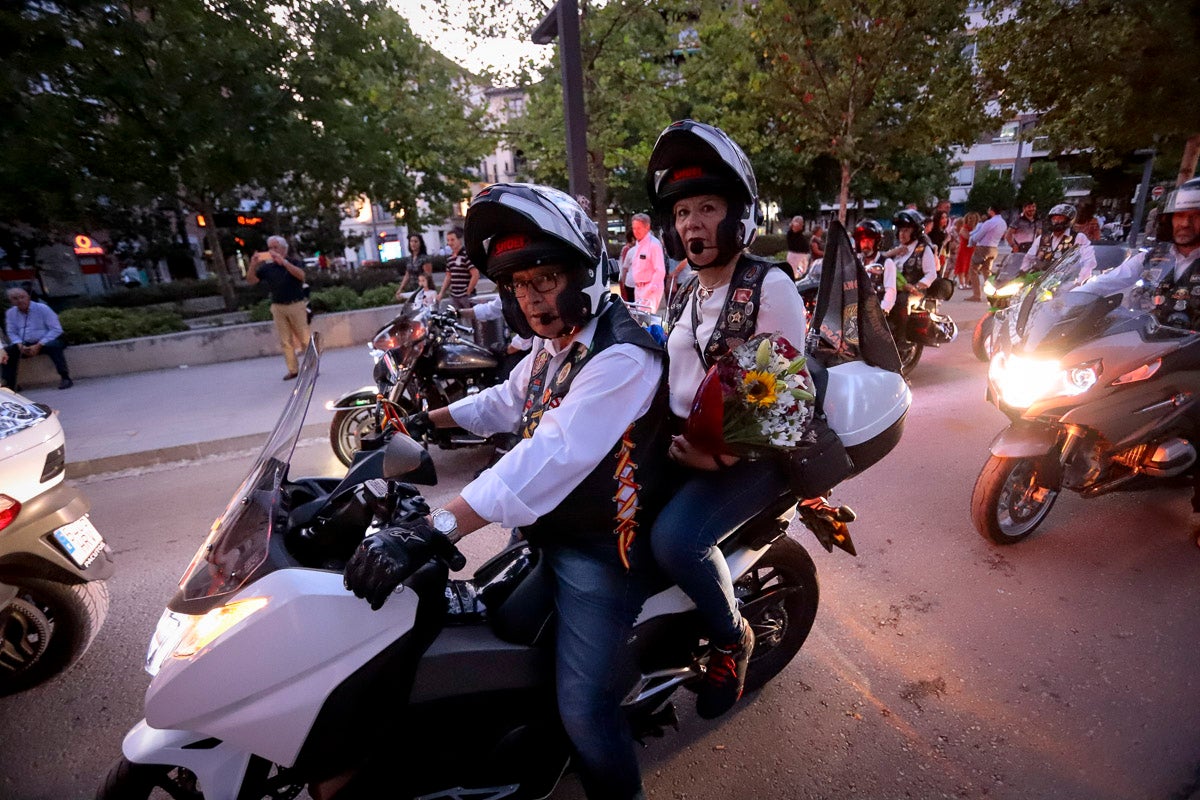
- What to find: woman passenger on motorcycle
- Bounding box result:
[646,120,808,719]
[856,219,897,313]
[887,209,939,344]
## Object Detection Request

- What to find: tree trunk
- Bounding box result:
[1177,134,1200,186]
[590,148,610,245]
[200,196,238,311]
[837,160,851,224]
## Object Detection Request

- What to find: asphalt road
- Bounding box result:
[2,303,1199,800]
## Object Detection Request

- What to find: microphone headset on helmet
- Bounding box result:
[464,183,610,339]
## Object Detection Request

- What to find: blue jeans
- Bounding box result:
[650,458,789,644]
[544,546,649,800]
[3,338,70,387]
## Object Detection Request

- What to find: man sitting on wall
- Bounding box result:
[3,287,73,390]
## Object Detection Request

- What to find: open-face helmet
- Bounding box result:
[854,219,884,256]
[1047,203,1076,234]
[465,183,609,339]
[892,209,925,231]
[1164,178,1200,216]
[646,119,761,268]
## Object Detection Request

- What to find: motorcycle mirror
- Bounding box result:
[383,435,438,485]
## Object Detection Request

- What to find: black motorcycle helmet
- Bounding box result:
[854,220,884,256]
[1047,203,1077,234]
[465,183,609,339]
[646,120,761,268]
[892,209,932,247]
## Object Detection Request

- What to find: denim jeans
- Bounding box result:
[544,545,649,800]
[3,338,70,387]
[650,458,789,645]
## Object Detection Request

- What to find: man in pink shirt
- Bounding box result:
[630,212,666,312]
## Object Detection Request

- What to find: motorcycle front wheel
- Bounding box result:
[972,313,995,362]
[330,406,379,467]
[735,537,819,693]
[971,454,1060,545]
[0,578,109,696]
[96,756,300,800]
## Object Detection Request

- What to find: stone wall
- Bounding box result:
[12,304,405,387]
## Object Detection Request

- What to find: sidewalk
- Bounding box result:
[19,344,373,478]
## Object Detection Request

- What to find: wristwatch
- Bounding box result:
[430,508,458,537]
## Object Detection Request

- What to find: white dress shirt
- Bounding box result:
[968,213,1008,248]
[667,266,808,419]
[449,309,662,528]
[866,256,899,312]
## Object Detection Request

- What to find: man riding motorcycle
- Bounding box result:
[856,219,898,313]
[1020,202,1097,279]
[1087,178,1200,325]
[886,209,939,345]
[1083,177,1200,519]
[343,183,669,800]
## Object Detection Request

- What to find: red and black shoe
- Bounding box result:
[696,620,755,720]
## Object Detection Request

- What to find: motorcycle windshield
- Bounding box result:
[1000,248,1193,355]
[177,337,320,602]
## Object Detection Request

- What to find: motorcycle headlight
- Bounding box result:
[145,597,268,676]
[994,281,1022,298]
[983,279,997,297]
[989,353,1101,409]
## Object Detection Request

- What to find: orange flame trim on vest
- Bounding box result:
[613,424,640,570]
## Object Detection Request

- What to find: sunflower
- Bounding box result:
[742,369,779,407]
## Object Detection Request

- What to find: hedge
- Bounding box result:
[59,307,188,344]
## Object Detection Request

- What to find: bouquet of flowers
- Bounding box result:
[686,333,817,457]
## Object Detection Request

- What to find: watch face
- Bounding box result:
[432,508,457,534]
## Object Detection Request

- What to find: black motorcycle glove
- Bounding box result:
[343,520,463,610]
[401,411,434,442]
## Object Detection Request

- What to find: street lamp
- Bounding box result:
[532,0,590,201]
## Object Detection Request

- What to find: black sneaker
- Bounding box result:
[696,620,755,719]
[58,378,73,390]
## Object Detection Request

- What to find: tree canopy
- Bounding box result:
[978,0,1200,176]
[0,0,493,305]
[683,0,990,222]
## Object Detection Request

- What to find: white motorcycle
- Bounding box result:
[98,339,909,799]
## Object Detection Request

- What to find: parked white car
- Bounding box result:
[0,388,113,694]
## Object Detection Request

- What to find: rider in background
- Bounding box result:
[856,220,898,313]
[1020,203,1096,279]
[1086,178,1200,328]
[887,210,939,343]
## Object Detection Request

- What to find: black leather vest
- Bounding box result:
[666,254,789,366]
[900,242,928,286]
[1148,246,1200,329]
[1032,232,1077,271]
[518,301,671,569]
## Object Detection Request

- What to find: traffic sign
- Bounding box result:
[1151,185,1165,201]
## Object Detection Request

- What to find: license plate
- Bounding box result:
[52,516,105,568]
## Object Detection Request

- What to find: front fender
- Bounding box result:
[328,387,377,413]
[123,720,254,794]
[988,421,1059,459]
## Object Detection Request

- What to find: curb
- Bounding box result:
[66,423,331,479]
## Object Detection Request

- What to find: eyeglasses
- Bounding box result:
[504,271,561,298]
